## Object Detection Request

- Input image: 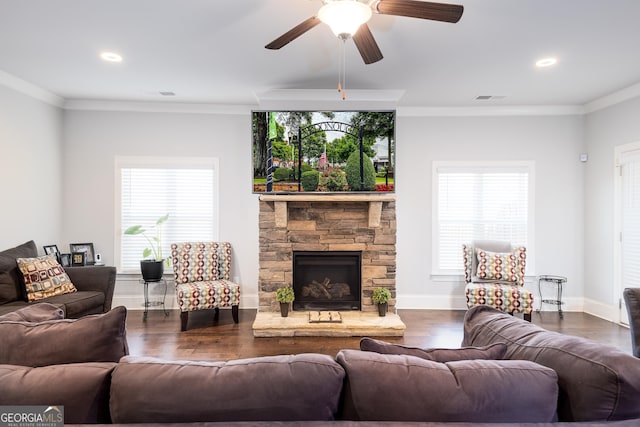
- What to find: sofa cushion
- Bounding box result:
[463,305,640,422]
[110,353,345,423]
[0,362,116,423]
[0,302,64,322]
[360,337,507,362]
[17,255,77,302]
[336,349,557,423]
[40,290,105,318]
[0,306,129,367]
[0,240,37,304]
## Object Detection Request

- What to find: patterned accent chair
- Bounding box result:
[170,242,240,331]
[463,240,533,322]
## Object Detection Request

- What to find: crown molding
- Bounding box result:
[583,81,640,114]
[63,99,253,115]
[397,105,585,117]
[0,70,64,107]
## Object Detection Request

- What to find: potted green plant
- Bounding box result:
[372,287,391,317]
[276,286,295,317]
[124,214,169,282]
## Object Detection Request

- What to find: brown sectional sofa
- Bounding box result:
[1,305,640,426]
[0,240,115,317]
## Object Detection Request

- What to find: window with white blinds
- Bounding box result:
[432,161,534,274]
[116,157,219,273]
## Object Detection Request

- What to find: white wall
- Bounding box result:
[61,108,259,309]
[60,106,587,313]
[584,96,640,319]
[0,84,63,251]
[395,114,586,311]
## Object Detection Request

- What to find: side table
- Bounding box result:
[140,278,170,320]
[537,275,567,318]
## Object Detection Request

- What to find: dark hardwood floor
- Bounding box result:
[125,308,633,362]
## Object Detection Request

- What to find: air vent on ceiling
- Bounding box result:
[475,95,506,100]
[159,91,176,96]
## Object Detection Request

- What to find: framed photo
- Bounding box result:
[71,252,86,267]
[69,243,95,265]
[59,253,71,267]
[43,245,59,256]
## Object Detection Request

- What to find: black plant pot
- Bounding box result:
[279,302,290,318]
[140,260,164,282]
[377,302,388,317]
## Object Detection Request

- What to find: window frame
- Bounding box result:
[431,160,535,277]
[114,156,220,274]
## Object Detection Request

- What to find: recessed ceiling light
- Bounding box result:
[100,52,123,63]
[536,57,557,68]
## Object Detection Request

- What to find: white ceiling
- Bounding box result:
[1,0,640,108]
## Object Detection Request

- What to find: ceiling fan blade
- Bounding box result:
[265,17,321,50]
[375,0,463,23]
[352,24,383,64]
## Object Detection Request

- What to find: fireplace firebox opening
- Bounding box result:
[292,251,362,311]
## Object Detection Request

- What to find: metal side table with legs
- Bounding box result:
[537,275,567,318]
[140,278,170,320]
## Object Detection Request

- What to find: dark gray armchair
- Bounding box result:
[623,288,640,357]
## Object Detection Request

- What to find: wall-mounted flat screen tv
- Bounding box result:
[252,110,395,193]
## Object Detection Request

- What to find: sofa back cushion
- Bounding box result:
[0,306,128,367]
[0,303,64,322]
[463,305,640,422]
[0,240,37,304]
[0,362,116,423]
[360,337,507,362]
[110,354,345,423]
[336,349,558,423]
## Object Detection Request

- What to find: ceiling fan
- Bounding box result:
[265,0,464,65]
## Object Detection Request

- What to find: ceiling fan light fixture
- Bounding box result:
[318,0,372,38]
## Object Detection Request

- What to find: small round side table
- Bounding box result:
[537,275,567,318]
[140,278,169,320]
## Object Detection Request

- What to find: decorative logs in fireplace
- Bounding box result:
[293,251,361,311]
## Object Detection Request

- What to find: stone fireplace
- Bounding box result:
[257,194,397,314]
[253,194,404,336]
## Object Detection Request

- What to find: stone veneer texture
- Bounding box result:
[258,200,396,313]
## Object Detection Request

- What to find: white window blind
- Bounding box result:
[117,157,219,273]
[433,162,533,274]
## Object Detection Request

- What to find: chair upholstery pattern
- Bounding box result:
[171,242,240,331]
[463,241,533,321]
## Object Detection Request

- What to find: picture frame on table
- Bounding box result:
[69,243,95,265]
[71,252,86,267]
[59,253,72,267]
[43,245,59,256]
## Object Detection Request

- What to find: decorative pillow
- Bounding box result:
[16,255,77,302]
[476,249,519,283]
[0,306,129,367]
[360,337,507,362]
[0,303,64,322]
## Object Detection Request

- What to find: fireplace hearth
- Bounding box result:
[293,251,361,311]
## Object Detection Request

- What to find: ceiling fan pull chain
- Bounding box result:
[341,37,347,100]
[337,37,343,93]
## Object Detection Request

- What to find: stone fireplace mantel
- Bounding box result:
[259,193,396,228]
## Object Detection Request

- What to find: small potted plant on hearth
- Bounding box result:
[276,286,295,317]
[123,214,170,282]
[372,287,391,317]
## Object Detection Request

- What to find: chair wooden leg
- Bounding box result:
[524,313,532,322]
[180,312,188,331]
[213,307,220,322]
[232,305,239,323]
